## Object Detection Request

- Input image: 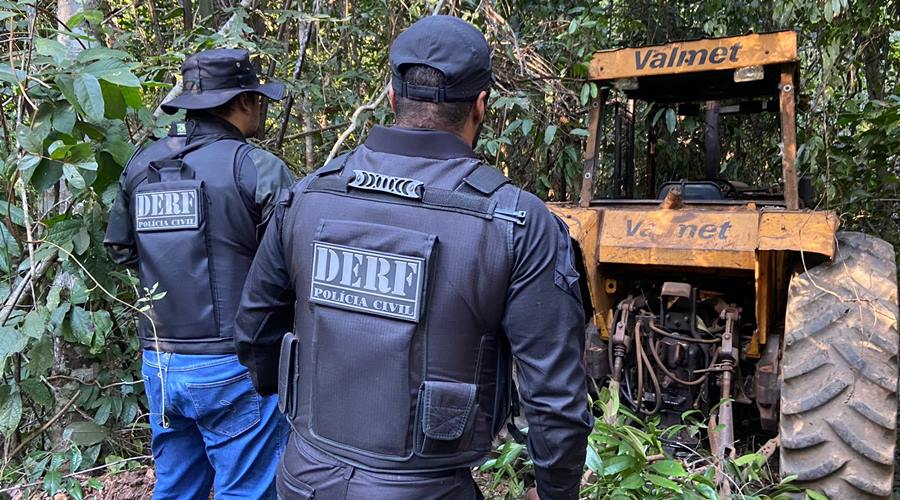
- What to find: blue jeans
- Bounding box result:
[142,350,287,500]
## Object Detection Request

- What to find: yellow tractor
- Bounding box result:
[551,31,899,498]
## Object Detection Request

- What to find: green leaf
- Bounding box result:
[67,479,84,500]
[63,163,87,190]
[31,160,64,191]
[22,307,49,339]
[580,83,591,106]
[76,47,130,63]
[602,454,634,476]
[74,73,105,122]
[101,80,127,119]
[20,378,53,408]
[103,138,135,165]
[66,9,103,29]
[665,108,677,133]
[56,75,82,115]
[85,59,141,88]
[16,123,46,154]
[620,472,643,489]
[28,338,54,376]
[0,63,26,85]
[63,420,108,446]
[51,101,77,134]
[647,473,682,492]
[94,398,112,425]
[0,11,18,23]
[650,459,688,477]
[73,226,90,255]
[0,384,22,437]
[520,119,534,136]
[91,310,113,354]
[570,128,589,137]
[43,470,62,495]
[805,490,829,500]
[120,85,143,109]
[585,444,602,473]
[70,306,94,347]
[17,155,42,181]
[35,38,67,66]
[544,125,558,145]
[695,482,718,499]
[0,325,28,364]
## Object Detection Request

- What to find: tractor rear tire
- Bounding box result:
[780,231,898,499]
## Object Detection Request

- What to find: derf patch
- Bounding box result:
[134,189,201,232]
[310,242,425,322]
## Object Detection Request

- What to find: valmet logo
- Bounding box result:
[625,218,733,240]
[635,43,742,70]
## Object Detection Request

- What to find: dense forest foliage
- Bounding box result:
[0,0,897,497]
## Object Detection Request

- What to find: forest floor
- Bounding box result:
[6,468,510,500]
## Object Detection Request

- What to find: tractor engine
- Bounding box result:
[605,281,747,450]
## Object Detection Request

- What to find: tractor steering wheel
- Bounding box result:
[710,178,738,199]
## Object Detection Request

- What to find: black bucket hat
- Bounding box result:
[160,48,286,114]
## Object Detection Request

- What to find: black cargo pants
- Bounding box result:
[277,434,484,500]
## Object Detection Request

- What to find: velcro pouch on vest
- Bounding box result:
[417,380,477,456]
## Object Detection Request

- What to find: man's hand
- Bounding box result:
[524,487,540,500]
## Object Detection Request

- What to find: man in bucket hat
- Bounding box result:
[105,48,293,499]
[235,16,592,500]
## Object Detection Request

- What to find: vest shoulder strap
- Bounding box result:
[461,164,510,195]
[126,135,232,192]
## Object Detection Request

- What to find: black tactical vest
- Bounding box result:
[126,132,259,354]
[279,147,526,472]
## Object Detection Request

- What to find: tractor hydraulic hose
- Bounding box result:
[609,308,621,380]
[635,321,662,415]
[649,333,719,386]
[636,320,644,411]
[649,319,720,344]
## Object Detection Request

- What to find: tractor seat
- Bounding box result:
[658,181,723,201]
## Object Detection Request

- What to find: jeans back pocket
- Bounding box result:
[188,372,261,437]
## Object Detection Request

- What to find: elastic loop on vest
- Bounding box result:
[462,164,510,195]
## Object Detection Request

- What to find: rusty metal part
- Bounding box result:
[610,297,637,382]
[779,65,799,210]
[755,333,780,431]
[714,306,740,496]
[579,89,608,207]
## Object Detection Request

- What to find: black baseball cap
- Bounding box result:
[389,15,492,103]
[161,48,285,114]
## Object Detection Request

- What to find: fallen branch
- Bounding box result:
[0,254,55,326]
[323,83,389,165]
[322,0,446,165]
[262,121,347,145]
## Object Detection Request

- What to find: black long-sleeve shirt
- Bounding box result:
[235,125,592,499]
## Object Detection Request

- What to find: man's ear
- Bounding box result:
[388,87,397,112]
[472,90,488,124]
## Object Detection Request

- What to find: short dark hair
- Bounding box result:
[186,92,258,120]
[394,65,477,132]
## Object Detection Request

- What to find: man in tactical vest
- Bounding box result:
[235,16,593,500]
[104,48,293,499]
